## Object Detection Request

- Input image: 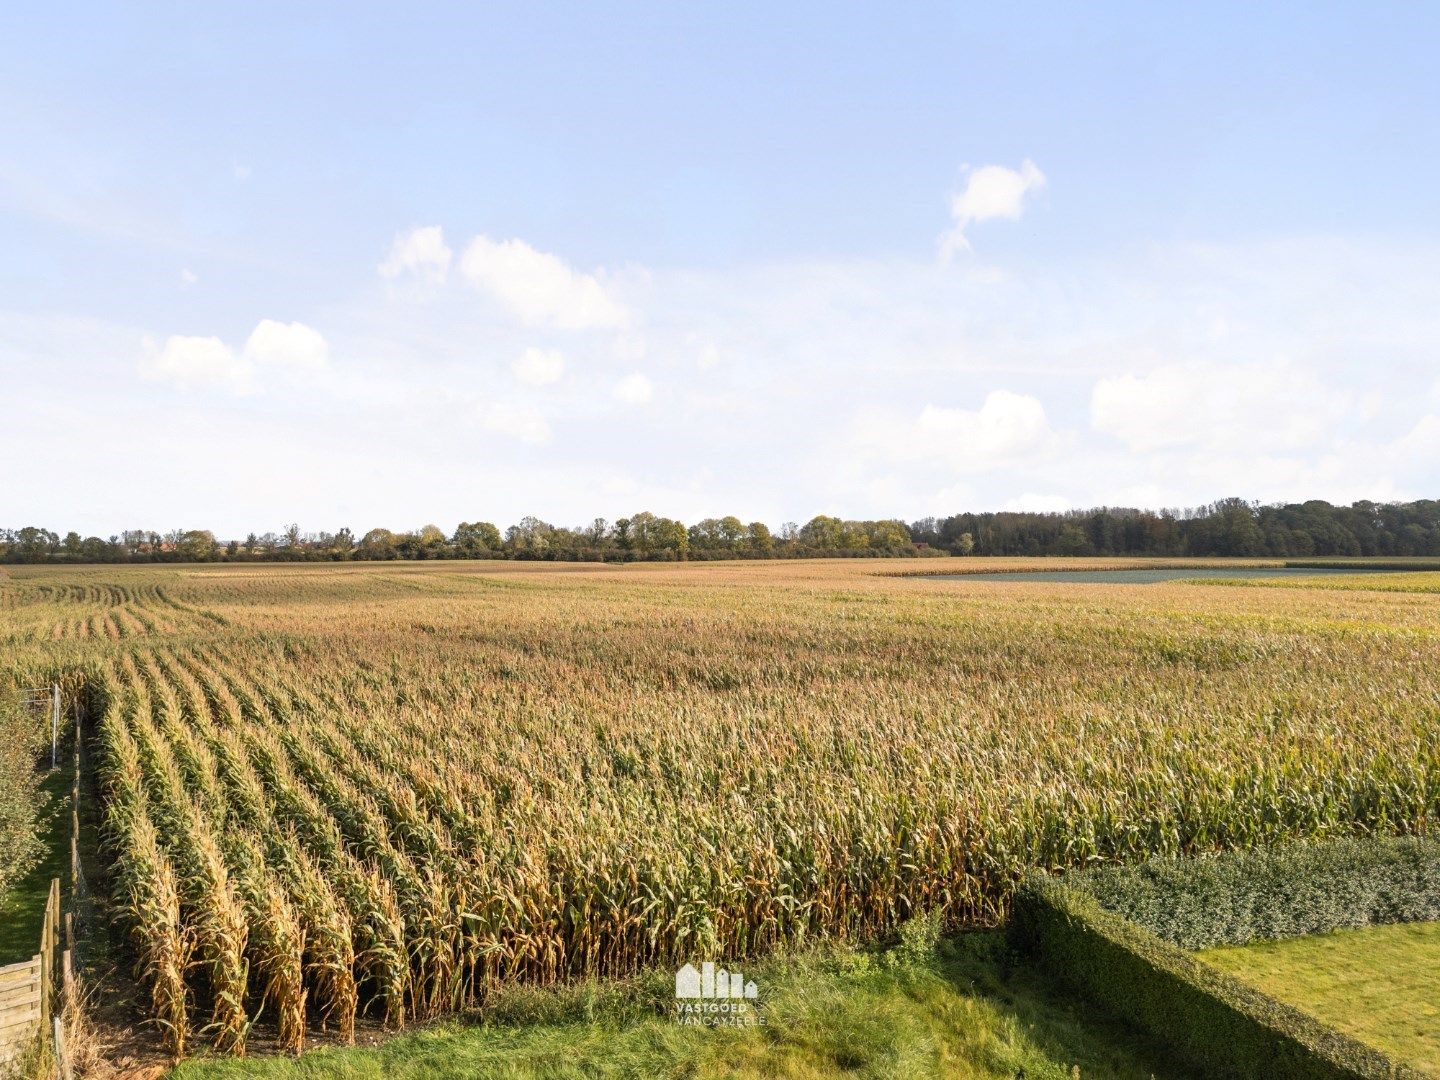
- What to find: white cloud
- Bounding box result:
[480,402,551,445]
[179,268,198,287]
[916,390,1051,463]
[459,235,629,330]
[854,390,1054,478]
[1091,360,1349,453]
[232,163,252,182]
[512,346,565,386]
[243,319,329,369]
[613,372,653,404]
[940,160,1046,259]
[1001,493,1072,512]
[379,226,452,283]
[102,232,1440,525]
[1396,413,1440,458]
[140,335,251,392]
[138,320,327,393]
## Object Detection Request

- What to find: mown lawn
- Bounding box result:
[0,759,69,965]
[171,931,1190,1080]
[1200,921,1440,1073]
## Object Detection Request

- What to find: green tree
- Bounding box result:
[452,521,502,556]
[798,515,843,550]
[747,522,774,555]
[867,520,912,550]
[505,516,554,555]
[179,529,218,561]
[360,528,398,559]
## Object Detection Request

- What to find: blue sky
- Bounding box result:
[4,3,1439,536]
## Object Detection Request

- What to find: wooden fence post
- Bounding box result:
[37,946,47,1030]
[50,684,60,771]
[54,1014,72,1080]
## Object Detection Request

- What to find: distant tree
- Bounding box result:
[652,517,689,559]
[179,529,218,561]
[866,520,912,550]
[746,522,774,555]
[956,532,975,555]
[413,524,448,559]
[1055,523,1092,556]
[452,521,502,557]
[360,528,398,559]
[799,516,843,550]
[505,516,554,556]
[716,516,745,547]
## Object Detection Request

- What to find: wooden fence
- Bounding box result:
[0,881,60,1074]
[1,693,83,1078]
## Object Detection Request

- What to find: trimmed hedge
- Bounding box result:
[1071,835,1440,950]
[1009,874,1424,1079]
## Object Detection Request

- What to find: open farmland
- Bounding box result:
[2,559,1439,1059]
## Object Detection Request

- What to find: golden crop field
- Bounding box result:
[3,559,1439,1058]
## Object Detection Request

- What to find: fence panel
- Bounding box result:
[0,878,63,1071]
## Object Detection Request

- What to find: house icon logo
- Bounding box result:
[673,962,762,1026]
[675,962,758,1000]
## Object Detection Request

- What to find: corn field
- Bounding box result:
[2,560,1438,1057]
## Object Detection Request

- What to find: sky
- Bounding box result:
[3,2,1439,538]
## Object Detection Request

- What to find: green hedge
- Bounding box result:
[1009,874,1424,1080]
[1071,835,1440,950]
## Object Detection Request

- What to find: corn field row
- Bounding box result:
[2,560,1439,1057]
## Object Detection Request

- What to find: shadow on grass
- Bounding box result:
[936,931,1195,1079]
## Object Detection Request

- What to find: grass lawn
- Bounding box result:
[1200,921,1440,1074]
[0,759,70,965]
[171,931,1192,1080]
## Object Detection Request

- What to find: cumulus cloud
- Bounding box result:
[857,390,1054,474]
[512,346,565,386]
[916,390,1050,462]
[459,235,629,329]
[244,319,329,369]
[1090,360,1350,453]
[479,402,551,444]
[140,335,251,392]
[612,372,653,404]
[940,160,1046,259]
[139,320,328,392]
[379,225,452,283]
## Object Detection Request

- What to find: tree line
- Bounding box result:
[3,498,1439,564]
